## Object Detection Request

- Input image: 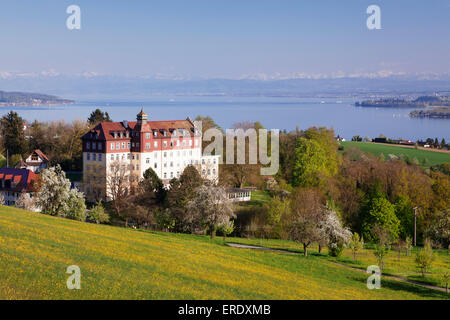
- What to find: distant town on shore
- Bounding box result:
[0,90,75,106]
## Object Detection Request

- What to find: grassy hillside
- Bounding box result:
[0,206,448,300]
[340,141,450,166]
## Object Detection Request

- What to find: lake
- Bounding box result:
[2,96,448,141]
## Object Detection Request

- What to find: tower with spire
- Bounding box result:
[136,108,148,124]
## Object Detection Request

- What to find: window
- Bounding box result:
[116,142,120,150]
[136,165,139,170]
[136,142,140,148]
[146,158,150,164]
[110,142,115,150]
[163,141,167,148]
[87,142,91,150]
[127,153,131,160]
[146,143,150,149]
[116,154,119,160]
[154,152,157,158]
[93,154,97,161]
[176,140,180,147]
[92,142,96,150]
[132,142,135,147]
[122,142,126,149]
[154,163,157,168]
[212,169,216,175]
[87,153,90,161]
[189,150,192,156]
[183,140,186,147]
[163,152,167,158]
[163,131,167,137]
[111,154,114,160]
[170,172,173,178]
[164,163,167,168]
[195,140,199,146]
[136,154,139,160]
[154,141,158,148]
[98,142,102,150]
[98,154,102,161]
[153,130,157,137]
[164,173,167,179]
[189,140,192,146]
[127,142,131,149]
[170,162,173,167]
[146,132,150,139]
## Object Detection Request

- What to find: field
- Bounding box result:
[340,141,450,166]
[226,237,450,288]
[0,206,448,300]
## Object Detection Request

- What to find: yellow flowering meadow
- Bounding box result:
[0,206,447,300]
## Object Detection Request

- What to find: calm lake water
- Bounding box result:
[2,96,449,141]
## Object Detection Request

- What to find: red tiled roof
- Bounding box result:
[0,168,38,192]
[33,149,49,162]
[82,119,195,140]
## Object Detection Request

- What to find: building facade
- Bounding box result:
[81,110,219,201]
[0,167,39,209]
[16,149,49,173]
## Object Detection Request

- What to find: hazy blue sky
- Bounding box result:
[1,0,449,78]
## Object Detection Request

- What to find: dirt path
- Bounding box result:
[226,242,448,293]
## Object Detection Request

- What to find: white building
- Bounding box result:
[81,110,219,201]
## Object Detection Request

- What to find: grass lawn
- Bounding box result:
[0,206,448,300]
[340,141,450,166]
[226,237,450,289]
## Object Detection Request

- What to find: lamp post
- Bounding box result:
[413,207,419,247]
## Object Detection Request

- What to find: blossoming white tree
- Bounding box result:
[37,165,86,221]
[320,210,352,257]
[187,185,235,238]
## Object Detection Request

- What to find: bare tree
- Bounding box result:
[288,188,325,257]
[106,161,137,226]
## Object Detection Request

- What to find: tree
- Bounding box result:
[320,210,352,257]
[361,196,400,242]
[415,240,435,277]
[88,109,112,126]
[219,220,235,241]
[165,165,203,232]
[288,188,325,256]
[264,196,290,238]
[0,111,28,156]
[372,225,392,272]
[88,201,110,224]
[425,209,449,248]
[292,127,340,188]
[405,236,413,256]
[187,185,235,238]
[37,165,86,220]
[106,161,135,226]
[394,195,414,240]
[154,209,175,232]
[15,191,37,211]
[0,192,5,205]
[349,232,364,261]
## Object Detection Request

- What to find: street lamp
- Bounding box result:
[413,207,419,246]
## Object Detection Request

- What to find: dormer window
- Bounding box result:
[113,132,117,138]
[153,130,157,137]
[163,130,167,137]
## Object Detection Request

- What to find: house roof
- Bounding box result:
[33,149,49,162]
[82,119,195,140]
[0,168,38,192]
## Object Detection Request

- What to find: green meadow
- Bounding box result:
[340,141,450,166]
[0,206,448,300]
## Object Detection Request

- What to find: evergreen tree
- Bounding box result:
[88,109,112,125]
[0,111,28,156]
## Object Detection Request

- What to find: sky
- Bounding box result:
[1,0,450,79]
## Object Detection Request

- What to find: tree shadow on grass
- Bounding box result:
[347,274,449,299]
